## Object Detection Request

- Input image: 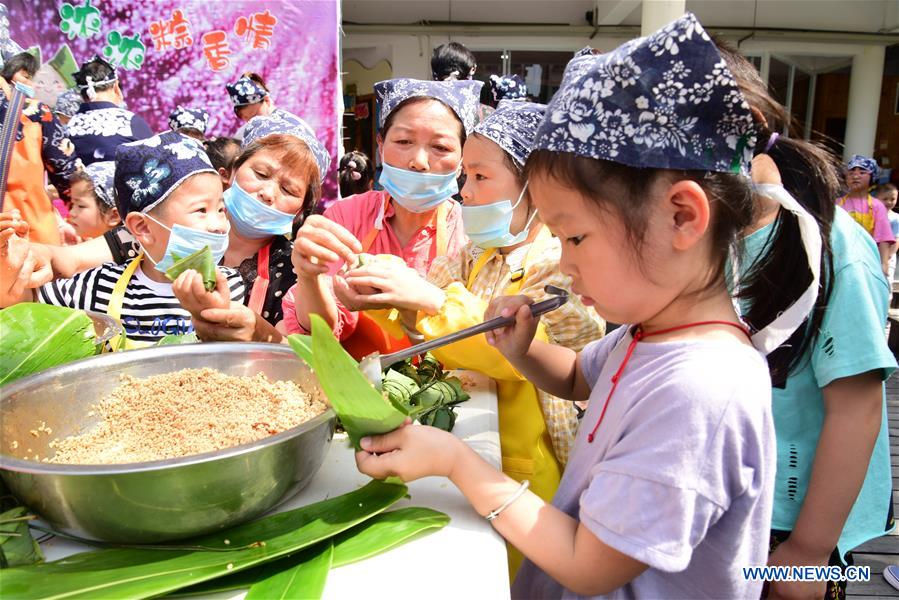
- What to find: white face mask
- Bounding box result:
[733,183,823,355]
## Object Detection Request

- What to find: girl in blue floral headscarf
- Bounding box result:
[352,14,780,599]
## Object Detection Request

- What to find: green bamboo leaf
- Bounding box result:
[0,508,42,569]
[0,304,96,386]
[307,315,408,449]
[155,333,200,346]
[0,480,406,600]
[164,246,217,291]
[174,507,450,597]
[286,334,313,367]
[246,540,332,600]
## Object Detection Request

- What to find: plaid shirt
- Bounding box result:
[425,232,605,465]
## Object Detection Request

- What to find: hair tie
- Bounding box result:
[351,171,362,181]
[346,160,357,169]
[764,132,780,154]
[85,76,97,100]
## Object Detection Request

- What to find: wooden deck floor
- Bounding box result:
[847,372,899,598]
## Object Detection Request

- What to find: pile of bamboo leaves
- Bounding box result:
[0,481,448,599]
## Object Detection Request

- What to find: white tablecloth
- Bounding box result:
[40,371,511,600]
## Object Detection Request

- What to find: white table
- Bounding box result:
[40,372,511,600]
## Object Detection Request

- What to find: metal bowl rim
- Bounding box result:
[0,342,335,475]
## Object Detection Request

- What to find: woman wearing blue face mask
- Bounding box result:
[20,112,326,338]
[173,111,328,341]
[337,102,606,575]
[282,78,474,359]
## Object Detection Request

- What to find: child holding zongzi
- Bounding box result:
[0,132,245,346]
[335,101,605,575]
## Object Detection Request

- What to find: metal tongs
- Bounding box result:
[359,285,569,388]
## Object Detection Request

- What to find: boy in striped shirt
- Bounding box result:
[1,132,244,346]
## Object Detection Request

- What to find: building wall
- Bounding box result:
[813,72,899,175]
[876,75,899,175]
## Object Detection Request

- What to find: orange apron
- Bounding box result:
[342,197,448,361]
[6,109,60,245]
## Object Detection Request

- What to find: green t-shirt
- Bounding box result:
[739,208,895,556]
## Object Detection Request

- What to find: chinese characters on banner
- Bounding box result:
[56,2,280,72]
[149,10,192,52]
[202,9,279,71]
[12,0,339,199]
[58,0,102,39]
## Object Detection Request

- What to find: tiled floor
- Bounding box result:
[847,372,899,598]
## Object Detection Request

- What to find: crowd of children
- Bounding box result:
[2,10,898,599]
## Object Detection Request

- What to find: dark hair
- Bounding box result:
[243,71,269,92]
[70,170,118,217]
[381,96,466,146]
[431,42,476,81]
[232,134,321,227]
[874,182,898,197]
[1,52,39,83]
[203,137,241,173]
[525,153,753,294]
[470,132,525,187]
[338,151,373,198]
[714,37,838,387]
[73,57,117,101]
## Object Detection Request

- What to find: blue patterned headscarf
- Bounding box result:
[847,154,878,176]
[168,106,210,135]
[114,131,216,217]
[0,3,23,69]
[489,74,528,103]
[226,76,268,107]
[242,109,331,181]
[473,100,546,167]
[53,89,82,117]
[374,78,483,135]
[83,161,116,208]
[536,13,756,175]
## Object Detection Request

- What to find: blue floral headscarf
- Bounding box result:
[535,13,756,175]
[53,89,82,117]
[242,109,331,181]
[168,106,210,135]
[473,100,546,166]
[226,76,268,107]
[489,74,528,103]
[83,161,116,208]
[847,154,878,176]
[114,131,216,217]
[374,78,483,135]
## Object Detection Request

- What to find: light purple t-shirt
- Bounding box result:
[512,326,776,599]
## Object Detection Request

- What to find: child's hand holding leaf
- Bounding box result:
[172,268,231,318]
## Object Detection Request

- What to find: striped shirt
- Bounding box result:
[38,263,245,344]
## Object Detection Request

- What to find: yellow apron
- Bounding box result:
[838,194,876,235]
[106,254,156,351]
[426,227,561,577]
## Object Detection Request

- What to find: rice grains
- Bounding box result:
[46,368,328,464]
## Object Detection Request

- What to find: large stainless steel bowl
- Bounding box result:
[0,343,335,543]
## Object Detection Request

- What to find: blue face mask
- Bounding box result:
[142,214,229,272]
[461,182,538,249]
[223,180,295,239]
[378,162,458,213]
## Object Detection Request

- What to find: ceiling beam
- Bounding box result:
[342,22,899,45]
[593,0,641,26]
